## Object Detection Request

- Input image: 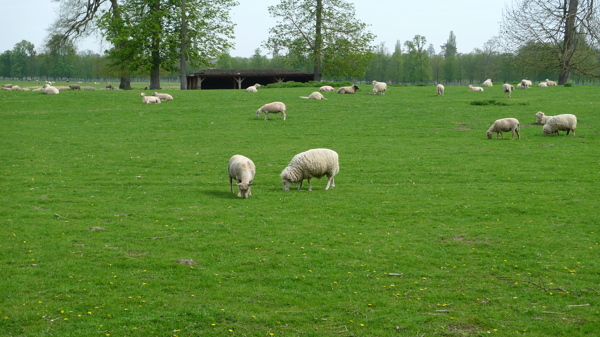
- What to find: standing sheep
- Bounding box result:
[280,148,339,191]
[535,111,554,125]
[521,79,532,87]
[486,118,521,140]
[69,84,81,90]
[436,84,445,96]
[228,155,256,199]
[141,93,161,104]
[319,85,335,92]
[502,83,515,98]
[337,85,359,94]
[256,102,286,120]
[371,81,387,95]
[542,114,577,136]
[482,79,493,87]
[153,92,174,101]
[300,92,327,100]
[246,83,261,92]
[469,85,484,92]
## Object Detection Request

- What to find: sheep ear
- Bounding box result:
[248,183,253,186]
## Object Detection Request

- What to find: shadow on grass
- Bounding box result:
[202,189,235,199]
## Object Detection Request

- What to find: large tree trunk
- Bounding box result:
[313,0,323,81]
[119,73,131,90]
[149,0,161,90]
[180,0,188,90]
[559,0,579,85]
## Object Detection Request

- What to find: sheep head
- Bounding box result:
[236,182,252,198]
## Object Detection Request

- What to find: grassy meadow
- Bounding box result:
[1,82,599,336]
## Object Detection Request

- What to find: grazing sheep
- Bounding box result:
[83,86,96,91]
[43,84,59,95]
[543,114,577,136]
[280,148,339,191]
[256,102,286,120]
[469,85,484,92]
[228,155,256,199]
[371,80,387,95]
[535,111,554,125]
[300,92,327,100]
[153,91,173,101]
[436,84,445,96]
[502,83,515,97]
[246,83,261,92]
[538,82,548,87]
[521,79,532,87]
[482,79,493,87]
[486,118,521,140]
[546,79,557,86]
[140,93,161,104]
[319,85,335,92]
[337,85,359,94]
[69,84,81,90]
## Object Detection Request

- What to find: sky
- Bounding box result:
[3,0,510,57]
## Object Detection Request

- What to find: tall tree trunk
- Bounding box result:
[313,0,323,81]
[180,0,188,90]
[149,0,161,90]
[559,0,579,85]
[110,0,132,89]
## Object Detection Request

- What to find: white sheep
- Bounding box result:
[517,82,528,89]
[337,85,359,94]
[543,114,577,136]
[11,85,24,91]
[371,81,387,95]
[535,111,554,125]
[69,84,81,90]
[546,79,557,86]
[319,85,335,92]
[482,79,493,87]
[256,102,286,120]
[153,92,173,101]
[2,84,12,89]
[300,92,327,100]
[436,84,445,96]
[469,85,484,92]
[246,83,261,92]
[228,155,256,199]
[280,148,339,191]
[521,79,532,87]
[141,93,161,104]
[43,84,59,95]
[502,83,515,97]
[538,82,548,87]
[83,86,96,90]
[486,118,521,140]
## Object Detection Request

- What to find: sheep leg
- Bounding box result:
[307,178,312,191]
[229,177,234,193]
[325,176,335,190]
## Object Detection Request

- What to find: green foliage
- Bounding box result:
[265,80,351,88]
[564,82,573,87]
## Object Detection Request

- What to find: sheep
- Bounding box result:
[140,93,161,104]
[256,102,286,120]
[502,83,515,97]
[280,148,339,191]
[542,114,577,136]
[83,86,96,90]
[153,91,173,101]
[521,79,532,87]
[10,85,24,91]
[69,84,81,90]
[371,80,387,95]
[300,92,327,100]
[228,155,256,199]
[546,79,557,86]
[246,83,261,92]
[436,84,445,96]
[517,82,528,89]
[469,85,484,92]
[538,82,548,87]
[337,85,359,94]
[486,118,521,140]
[482,79,493,87]
[2,84,12,89]
[43,84,59,95]
[319,85,335,92]
[535,111,554,125]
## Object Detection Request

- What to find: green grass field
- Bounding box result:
[1,82,599,336]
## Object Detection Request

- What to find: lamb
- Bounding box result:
[300,92,327,100]
[337,85,359,94]
[43,84,59,95]
[502,83,515,97]
[319,85,335,92]
[469,85,484,92]
[546,79,557,86]
[153,91,173,101]
[436,84,445,96]
[228,155,256,199]
[486,118,521,140]
[246,83,261,92]
[256,102,286,120]
[140,93,161,104]
[371,80,387,95]
[280,148,339,191]
[538,82,548,87]
[535,111,554,125]
[542,114,577,136]
[69,84,81,90]
[482,79,493,87]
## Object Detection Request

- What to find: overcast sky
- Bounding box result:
[3,0,509,57]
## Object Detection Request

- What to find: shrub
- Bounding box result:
[564,82,573,87]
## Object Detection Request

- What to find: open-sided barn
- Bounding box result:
[186,69,314,90]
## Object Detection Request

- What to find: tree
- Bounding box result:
[389,40,403,83]
[441,31,457,83]
[403,35,430,83]
[501,0,600,84]
[11,40,37,79]
[265,0,376,80]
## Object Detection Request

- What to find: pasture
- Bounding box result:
[1,83,599,336]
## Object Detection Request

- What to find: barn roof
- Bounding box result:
[186,68,314,90]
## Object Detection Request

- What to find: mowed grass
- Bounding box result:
[1,83,599,336]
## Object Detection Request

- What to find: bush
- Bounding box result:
[470,99,508,106]
[564,82,573,87]
[265,80,352,89]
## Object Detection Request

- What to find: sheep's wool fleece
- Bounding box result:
[280,149,339,183]
[543,114,577,133]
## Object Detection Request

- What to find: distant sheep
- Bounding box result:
[517,82,528,89]
[543,114,577,136]
[538,82,548,87]
[482,79,493,87]
[153,92,173,101]
[546,79,557,86]
[371,80,387,95]
[246,83,261,92]
[280,148,339,191]
[469,85,484,92]
[300,92,327,100]
[521,79,532,88]
[83,86,96,91]
[436,84,444,96]
[141,93,161,104]
[69,84,81,90]
[486,118,521,140]
[11,85,24,91]
[337,85,359,94]
[2,84,12,89]
[502,83,515,97]
[319,85,335,92]
[228,155,256,199]
[43,84,59,95]
[535,111,553,125]
[256,102,286,120]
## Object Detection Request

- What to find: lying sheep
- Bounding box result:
[2,84,12,89]
[228,155,256,199]
[535,111,554,125]
[337,85,359,94]
[486,118,521,140]
[83,86,96,90]
[482,79,493,87]
[256,102,286,120]
[502,83,515,98]
[300,92,327,100]
[69,84,81,90]
[140,93,161,104]
[469,85,484,92]
[436,84,445,96]
[319,85,335,92]
[43,84,59,95]
[11,85,24,91]
[546,79,557,86]
[372,80,387,95]
[538,82,548,87]
[246,83,261,92]
[153,92,173,101]
[280,148,339,191]
[543,114,577,136]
